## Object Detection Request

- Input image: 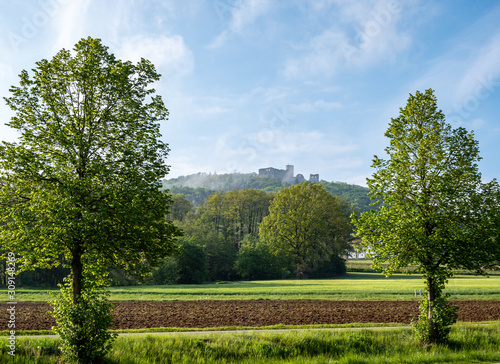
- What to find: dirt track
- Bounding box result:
[3,300,500,331]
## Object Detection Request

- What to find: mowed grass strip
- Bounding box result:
[5,273,500,302]
[2,322,500,363]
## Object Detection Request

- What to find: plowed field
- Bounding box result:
[3,300,500,331]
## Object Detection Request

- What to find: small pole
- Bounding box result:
[414,289,417,297]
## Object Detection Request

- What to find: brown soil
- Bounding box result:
[3,300,500,331]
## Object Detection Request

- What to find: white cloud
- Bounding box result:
[453,34,500,103]
[276,131,357,155]
[230,0,271,33]
[51,0,92,52]
[207,30,230,50]
[208,0,272,49]
[284,30,350,79]
[117,35,194,77]
[284,0,411,79]
[290,100,343,113]
[406,16,500,127]
[0,62,20,142]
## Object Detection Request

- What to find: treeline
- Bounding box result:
[112,184,353,286]
[162,172,373,213]
[6,183,355,287]
[320,181,372,214]
[153,189,283,284]
[0,261,70,287]
[145,183,352,285]
[163,172,287,194]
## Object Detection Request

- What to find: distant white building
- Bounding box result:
[345,240,370,259]
[346,251,367,259]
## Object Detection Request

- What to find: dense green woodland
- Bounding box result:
[4,182,354,287]
[162,172,372,213]
[2,173,370,288]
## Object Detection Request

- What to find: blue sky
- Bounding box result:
[1,0,499,186]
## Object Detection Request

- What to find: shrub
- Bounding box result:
[235,237,283,280]
[151,256,179,285]
[177,241,207,284]
[308,255,347,278]
[49,277,116,363]
[411,290,458,344]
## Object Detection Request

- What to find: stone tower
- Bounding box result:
[309,174,319,182]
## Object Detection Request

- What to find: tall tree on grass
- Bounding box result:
[0,37,181,361]
[352,89,500,344]
[260,182,353,278]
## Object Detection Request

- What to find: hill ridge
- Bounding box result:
[162,172,373,213]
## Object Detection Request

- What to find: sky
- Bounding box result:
[1,0,499,186]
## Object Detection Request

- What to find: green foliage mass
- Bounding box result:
[176,238,208,284]
[49,277,116,362]
[352,88,500,344]
[234,235,284,280]
[0,37,182,361]
[162,172,373,212]
[165,185,350,283]
[260,182,353,278]
[0,36,181,283]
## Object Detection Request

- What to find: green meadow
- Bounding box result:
[3,272,500,362]
[2,322,500,363]
[5,272,500,302]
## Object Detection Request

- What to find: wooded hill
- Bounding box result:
[162,172,374,213]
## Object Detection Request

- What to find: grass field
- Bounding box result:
[5,272,500,302]
[3,271,500,363]
[2,322,500,363]
[345,259,500,276]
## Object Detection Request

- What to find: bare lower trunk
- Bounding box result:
[71,244,87,361]
[427,276,436,340]
[296,264,304,279]
[71,246,83,305]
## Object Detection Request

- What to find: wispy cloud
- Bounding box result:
[283,0,411,79]
[270,130,358,156]
[117,35,194,77]
[51,0,92,52]
[289,100,343,113]
[453,33,500,103]
[208,0,272,49]
[405,6,500,130]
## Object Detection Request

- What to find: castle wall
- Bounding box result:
[259,165,319,184]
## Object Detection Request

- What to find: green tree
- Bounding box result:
[234,235,283,280]
[0,37,181,361]
[352,89,500,344]
[168,193,194,221]
[176,237,207,284]
[182,188,273,281]
[260,182,353,278]
[150,256,178,285]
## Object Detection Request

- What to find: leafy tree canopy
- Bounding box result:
[352,89,500,343]
[260,182,353,278]
[0,37,181,297]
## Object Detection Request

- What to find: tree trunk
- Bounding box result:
[427,275,437,341]
[71,245,83,305]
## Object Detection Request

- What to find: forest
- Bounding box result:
[5,179,363,287]
[163,172,372,213]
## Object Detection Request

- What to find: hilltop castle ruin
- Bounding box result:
[258,165,319,184]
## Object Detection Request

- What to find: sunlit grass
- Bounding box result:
[4,273,500,301]
[2,322,500,363]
